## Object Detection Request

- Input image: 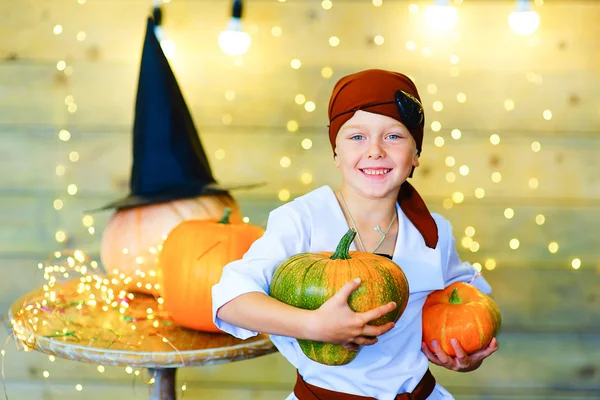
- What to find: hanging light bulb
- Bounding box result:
[218,0,251,56]
[425,0,459,31]
[152,6,176,59]
[508,0,540,36]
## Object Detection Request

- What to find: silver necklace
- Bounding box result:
[337,190,397,253]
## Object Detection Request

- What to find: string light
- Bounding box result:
[451,192,464,204]
[304,101,316,112]
[301,139,312,149]
[278,189,291,201]
[535,214,545,225]
[280,157,291,168]
[322,0,333,10]
[425,0,459,31]
[321,67,333,78]
[287,120,299,132]
[300,173,313,185]
[215,149,226,160]
[528,177,539,189]
[485,259,497,270]
[508,0,540,36]
[271,26,282,37]
[218,0,251,56]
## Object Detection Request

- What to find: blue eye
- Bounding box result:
[350,135,365,141]
[387,133,407,140]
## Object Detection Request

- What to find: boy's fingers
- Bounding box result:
[431,340,450,364]
[354,336,378,346]
[361,302,396,323]
[450,338,467,359]
[336,279,361,301]
[362,322,394,337]
[421,342,440,363]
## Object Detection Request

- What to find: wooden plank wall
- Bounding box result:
[1,0,599,399]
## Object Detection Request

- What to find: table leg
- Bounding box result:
[148,368,176,400]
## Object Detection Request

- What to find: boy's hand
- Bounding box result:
[307,278,397,351]
[421,337,499,372]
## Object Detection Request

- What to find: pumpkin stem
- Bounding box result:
[449,287,461,304]
[218,207,232,224]
[330,229,357,260]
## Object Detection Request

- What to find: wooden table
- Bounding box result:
[6,280,277,400]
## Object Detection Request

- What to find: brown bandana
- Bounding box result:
[328,69,438,249]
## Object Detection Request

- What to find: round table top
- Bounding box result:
[7,280,277,368]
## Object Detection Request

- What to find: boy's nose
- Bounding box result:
[367,142,385,159]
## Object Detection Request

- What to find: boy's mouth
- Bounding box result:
[359,168,392,176]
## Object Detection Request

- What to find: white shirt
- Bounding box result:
[212,186,492,400]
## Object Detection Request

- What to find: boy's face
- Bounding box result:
[334,110,420,199]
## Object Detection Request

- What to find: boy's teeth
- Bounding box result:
[362,169,390,175]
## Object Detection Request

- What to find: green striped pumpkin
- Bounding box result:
[270,229,410,365]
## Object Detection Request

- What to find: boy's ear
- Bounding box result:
[412,150,420,167]
[334,153,340,168]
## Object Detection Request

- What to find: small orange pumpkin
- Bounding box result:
[422,282,501,356]
[100,194,242,294]
[159,208,264,332]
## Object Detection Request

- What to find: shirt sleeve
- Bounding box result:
[441,218,492,295]
[212,202,311,339]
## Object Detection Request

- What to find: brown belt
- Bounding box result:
[294,369,436,400]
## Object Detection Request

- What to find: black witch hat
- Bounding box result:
[94,16,260,211]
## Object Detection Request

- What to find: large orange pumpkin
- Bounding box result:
[270,229,410,366]
[100,194,242,295]
[159,208,264,332]
[422,281,502,356]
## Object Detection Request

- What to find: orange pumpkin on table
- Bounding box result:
[159,208,264,332]
[100,194,242,295]
[422,281,501,356]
